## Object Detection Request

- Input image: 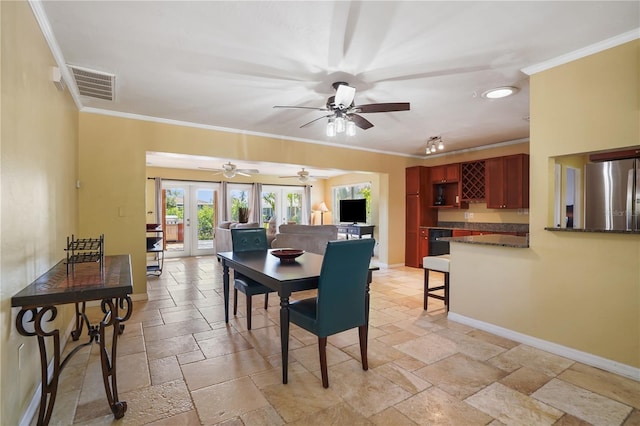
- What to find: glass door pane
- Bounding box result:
[194,187,215,254]
[283,189,302,224]
[164,182,218,258]
[262,191,276,223]
[164,186,186,255]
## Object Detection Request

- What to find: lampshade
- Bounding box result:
[335,116,346,133]
[346,120,356,136]
[326,118,336,137]
[319,201,329,212]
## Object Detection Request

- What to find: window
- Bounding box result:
[227,184,251,222]
[332,182,372,224]
[262,185,304,225]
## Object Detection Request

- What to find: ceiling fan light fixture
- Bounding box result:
[326,118,336,137]
[346,119,356,136]
[335,116,346,133]
[298,174,310,183]
[223,169,236,179]
[481,86,519,99]
[438,139,444,150]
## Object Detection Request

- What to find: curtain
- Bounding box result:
[220,181,228,222]
[251,183,262,224]
[154,177,162,225]
[302,185,311,225]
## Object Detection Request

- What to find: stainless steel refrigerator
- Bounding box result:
[585,158,640,231]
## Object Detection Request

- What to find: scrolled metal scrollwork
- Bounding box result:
[16,306,58,337]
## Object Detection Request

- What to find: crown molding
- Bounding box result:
[522,28,640,75]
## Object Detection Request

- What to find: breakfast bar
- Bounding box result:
[441,233,529,248]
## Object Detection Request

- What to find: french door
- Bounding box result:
[163,181,219,258]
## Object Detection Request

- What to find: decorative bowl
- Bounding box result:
[270,249,305,263]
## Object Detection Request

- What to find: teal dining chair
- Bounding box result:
[288,238,376,388]
[230,228,274,330]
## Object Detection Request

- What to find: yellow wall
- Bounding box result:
[451,40,640,369]
[1,2,80,423]
[79,115,423,294]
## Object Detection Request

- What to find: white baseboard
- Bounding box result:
[448,312,640,382]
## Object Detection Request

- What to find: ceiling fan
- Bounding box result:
[279,168,325,183]
[198,162,259,178]
[273,82,410,134]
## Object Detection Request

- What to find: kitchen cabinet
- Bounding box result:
[452,229,472,237]
[485,154,529,209]
[405,167,437,267]
[419,228,429,266]
[461,161,485,202]
[430,163,467,209]
[431,163,460,183]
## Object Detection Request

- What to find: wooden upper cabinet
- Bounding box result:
[431,163,460,183]
[406,166,429,194]
[485,154,529,209]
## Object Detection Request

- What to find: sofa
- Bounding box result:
[214,221,261,254]
[271,224,338,255]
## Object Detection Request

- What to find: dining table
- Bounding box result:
[217,249,378,384]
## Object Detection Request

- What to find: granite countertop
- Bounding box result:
[544,227,640,235]
[420,222,529,234]
[440,234,529,248]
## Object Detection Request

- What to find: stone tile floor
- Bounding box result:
[47,256,639,425]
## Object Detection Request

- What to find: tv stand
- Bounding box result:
[337,224,375,240]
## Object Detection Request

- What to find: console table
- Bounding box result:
[11,254,133,426]
[337,224,375,239]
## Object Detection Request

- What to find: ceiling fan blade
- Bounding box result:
[350,114,374,130]
[300,114,333,128]
[238,169,259,174]
[356,102,410,113]
[236,172,251,177]
[273,105,328,111]
[334,84,356,108]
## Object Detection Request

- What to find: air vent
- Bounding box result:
[68,65,115,101]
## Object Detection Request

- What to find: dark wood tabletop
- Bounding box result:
[11,254,133,308]
[217,250,324,295]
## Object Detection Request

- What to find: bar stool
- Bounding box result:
[422,255,450,311]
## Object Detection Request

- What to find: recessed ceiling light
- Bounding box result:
[481,86,519,99]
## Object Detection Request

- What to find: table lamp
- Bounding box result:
[319,202,329,225]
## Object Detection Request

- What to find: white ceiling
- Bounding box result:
[36,1,639,176]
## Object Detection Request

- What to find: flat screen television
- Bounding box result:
[339,199,367,224]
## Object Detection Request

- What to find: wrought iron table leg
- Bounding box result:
[98,297,132,419]
[16,307,60,426]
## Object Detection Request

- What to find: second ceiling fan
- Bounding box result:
[279,168,326,183]
[198,162,259,178]
[274,82,410,135]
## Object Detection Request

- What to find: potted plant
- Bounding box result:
[238,207,249,223]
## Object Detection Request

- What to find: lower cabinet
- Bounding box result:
[419,228,429,266]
